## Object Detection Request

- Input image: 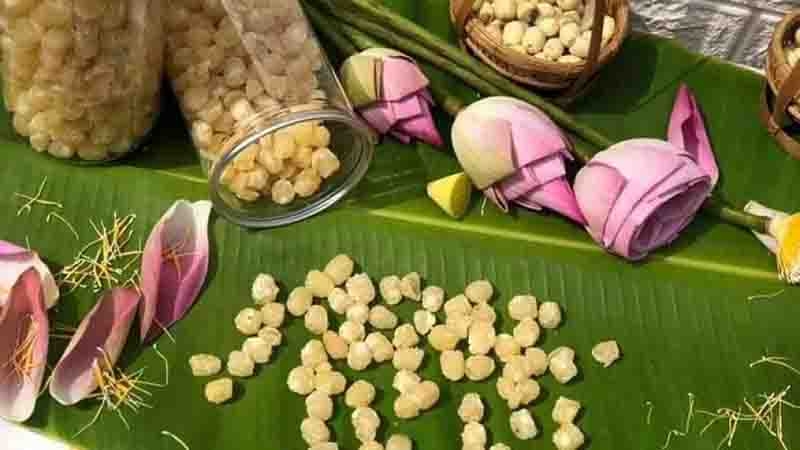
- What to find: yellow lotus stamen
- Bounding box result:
[660,393,695,450]
[161,431,190,450]
[46,212,80,240]
[1,316,40,384]
[750,355,800,376]
[776,214,800,281]
[14,177,63,216]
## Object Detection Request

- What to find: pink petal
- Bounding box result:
[0,240,59,310]
[743,201,783,254]
[381,57,429,101]
[392,99,444,147]
[359,102,396,134]
[49,288,139,405]
[452,110,515,189]
[508,114,571,169]
[140,200,212,343]
[668,85,719,185]
[484,187,511,212]
[389,130,413,144]
[516,179,587,224]
[574,163,626,245]
[0,269,48,423]
[390,94,424,122]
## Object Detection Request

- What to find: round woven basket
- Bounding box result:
[763,9,800,159]
[450,0,630,96]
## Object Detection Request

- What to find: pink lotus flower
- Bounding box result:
[574,85,719,260]
[139,200,212,342]
[50,288,140,406]
[0,269,48,423]
[451,96,586,223]
[340,48,443,146]
[0,240,59,310]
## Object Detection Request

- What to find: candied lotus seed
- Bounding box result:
[288,366,316,395]
[379,275,404,305]
[440,350,466,381]
[288,287,314,317]
[400,272,422,300]
[242,337,273,364]
[346,380,376,408]
[510,409,539,440]
[386,434,413,450]
[301,417,330,445]
[365,332,395,363]
[324,254,355,285]
[592,340,621,367]
[227,350,255,377]
[553,423,585,450]
[305,305,330,335]
[421,286,445,312]
[306,391,334,421]
[539,301,563,329]
[369,305,399,330]
[458,393,485,423]
[258,327,283,347]
[205,378,234,404]
[306,270,336,298]
[465,355,496,381]
[393,347,425,372]
[347,274,376,305]
[508,295,538,320]
[190,354,222,377]
[465,280,493,303]
[261,303,286,328]
[234,308,262,335]
[323,331,349,360]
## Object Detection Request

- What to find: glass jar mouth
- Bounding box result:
[210,108,375,229]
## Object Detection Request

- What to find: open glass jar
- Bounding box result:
[1,0,164,161]
[164,0,374,228]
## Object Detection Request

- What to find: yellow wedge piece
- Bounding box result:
[426,172,472,219]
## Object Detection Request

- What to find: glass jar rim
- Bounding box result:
[209,108,375,228]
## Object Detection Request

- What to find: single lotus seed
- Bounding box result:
[242,337,273,364]
[322,331,349,360]
[508,295,538,321]
[458,393,485,423]
[261,303,286,328]
[324,254,355,285]
[205,378,233,404]
[465,355,496,381]
[314,370,347,396]
[328,288,354,314]
[468,321,497,355]
[190,354,222,377]
[301,339,329,368]
[429,325,460,352]
[234,307,262,335]
[462,421,487,447]
[287,287,314,317]
[553,423,585,450]
[513,317,541,348]
[386,434,413,450]
[421,286,445,312]
[543,37,566,59]
[553,396,582,424]
[369,305,399,330]
[365,332,395,362]
[306,270,336,298]
[347,303,371,324]
[288,366,316,395]
[592,340,621,367]
[503,20,527,46]
[538,301,563,329]
[393,347,425,372]
[347,273,376,305]
[252,273,280,305]
[340,320,366,343]
[471,302,497,325]
[380,275,404,305]
[393,370,422,394]
[510,409,539,440]
[393,324,420,349]
[440,350,466,381]
[400,272,422,301]
[413,310,437,335]
[525,347,549,376]
[346,380,376,408]
[227,350,255,377]
[301,417,330,445]
[352,407,381,443]
[465,280,493,303]
[306,391,334,421]
[258,327,283,347]
[549,346,579,384]
[446,314,472,339]
[444,295,473,317]
[305,305,330,335]
[495,333,522,363]
[348,341,373,371]
[408,380,440,410]
[394,395,420,419]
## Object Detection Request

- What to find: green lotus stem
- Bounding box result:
[303,3,360,57]
[307,2,769,235]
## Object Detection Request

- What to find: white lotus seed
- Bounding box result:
[446,314,472,339]
[537,2,556,17]
[503,355,533,382]
[468,321,497,355]
[570,36,590,58]
[517,378,541,406]
[592,340,621,367]
[543,37,565,59]
[429,325,460,352]
[503,21,527,46]
[408,380,440,410]
[494,0,518,20]
[479,2,495,23]
[347,303,371,324]
[380,275,404,305]
[462,422,487,447]
[348,341,373,371]
[302,340,329,368]
[553,423,585,450]
[360,442,384,450]
[513,317,541,348]
[190,354,222,377]
[553,396,581,424]
[328,288,354,314]
[243,337,273,364]
[252,273,280,305]
[369,305,399,330]
[352,407,380,443]
[413,310,437,335]
[288,287,314,317]
[471,302,497,325]
[322,331,349,360]
[400,272,422,301]
[271,180,296,205]
[497,376,516,401]
[261,303,286,328]
[205,378,233,404]
[602,15,616,44]
[494,334,521,363]
[258,327,283,347]
[508,295,538,321]
[465,280,493,303]
[465,355,496,381]
[393,347,425,372]
[557,0,579,10]
[525,347,549,376]
[421,286,445,312]
[440,350,466,381]
[458,393,485,423]
[227,350,255,377]
[444,295,473,317]
[340,320,367,344]
[517,1,536,22]
[301,417,330,445]
[306,391,334,421]
[386,434,413,450]
[394,395,420,419]
[305,305,330,335]
[490,444,511,450]
[538,301,563,329]
[393,324,420,349]
[346,380,376,408]
[365,332,395,362]
[288,366,316,395]
[510,409,539,440]
[324,254,354,286]
[235,308,262,335]
[560,21,580,48]
[306,270,336,298]
[311,148,341,179]
[549,347,578,384]
[314,370,347,396]
[347,274,376,305]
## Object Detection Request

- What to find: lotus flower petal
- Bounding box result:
[744,201,783,253]
[453,110,515,189]
[0,269,48,423]
[517,179,587,224]
[140,200,212,342]
[49,288,139,405]
[392,100,444,147]
[0,240,58,310]
[381,57,430,101]
[575,139,713,260]
[359,101,395,134]
[668,85,719,185]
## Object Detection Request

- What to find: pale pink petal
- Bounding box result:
[0,269,48,423]
[517,179,587,224]
[140,200,212,342]
[574,163,626,244]
[0,240,59,310]
[390,94,424,122]
[452,110,515,190]
[744,201,783,254]
[668,85,719,185]
[392,99,444,147]
[508,113,571,169]
[359,102,396,134]
[50,288,139,405]
[381,57,429,101]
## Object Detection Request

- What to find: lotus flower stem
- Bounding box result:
[308,1,770,235]
[303,3,360,57]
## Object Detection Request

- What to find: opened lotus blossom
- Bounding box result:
[744,202,800,285]
[140,200,212,342]
[50,288,140,406]
[0,269,48,423]
[574,85,719,260]
[0,240,59,309]
[340,48,443,146]
[451,96,586,223]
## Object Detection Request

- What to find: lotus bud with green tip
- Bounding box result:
[340,48,443,146]
[744,202,800,285]
[451,96,586,224]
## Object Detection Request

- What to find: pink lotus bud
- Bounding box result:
[575,85,718,260]
[0,240,59,310]
[340,48,443,147]
[451,97,585,223]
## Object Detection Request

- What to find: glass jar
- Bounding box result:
[164,0,374,228]
[0,0,164,162]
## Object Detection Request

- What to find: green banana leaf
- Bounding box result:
[3,1,800,449]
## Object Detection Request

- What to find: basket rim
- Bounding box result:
[766,9,800,122]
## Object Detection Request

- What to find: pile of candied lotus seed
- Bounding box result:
[783,27,800,68]
[2,0,163,161]
[473,0,616,63]
[165,0,342,204]
[189,254,621,450]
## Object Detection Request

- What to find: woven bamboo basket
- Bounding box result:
[764,9,800,159]
[450,0,630,97]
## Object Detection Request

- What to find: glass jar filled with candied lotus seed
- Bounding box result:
[164,0,374,228]
[1,0,164,162]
